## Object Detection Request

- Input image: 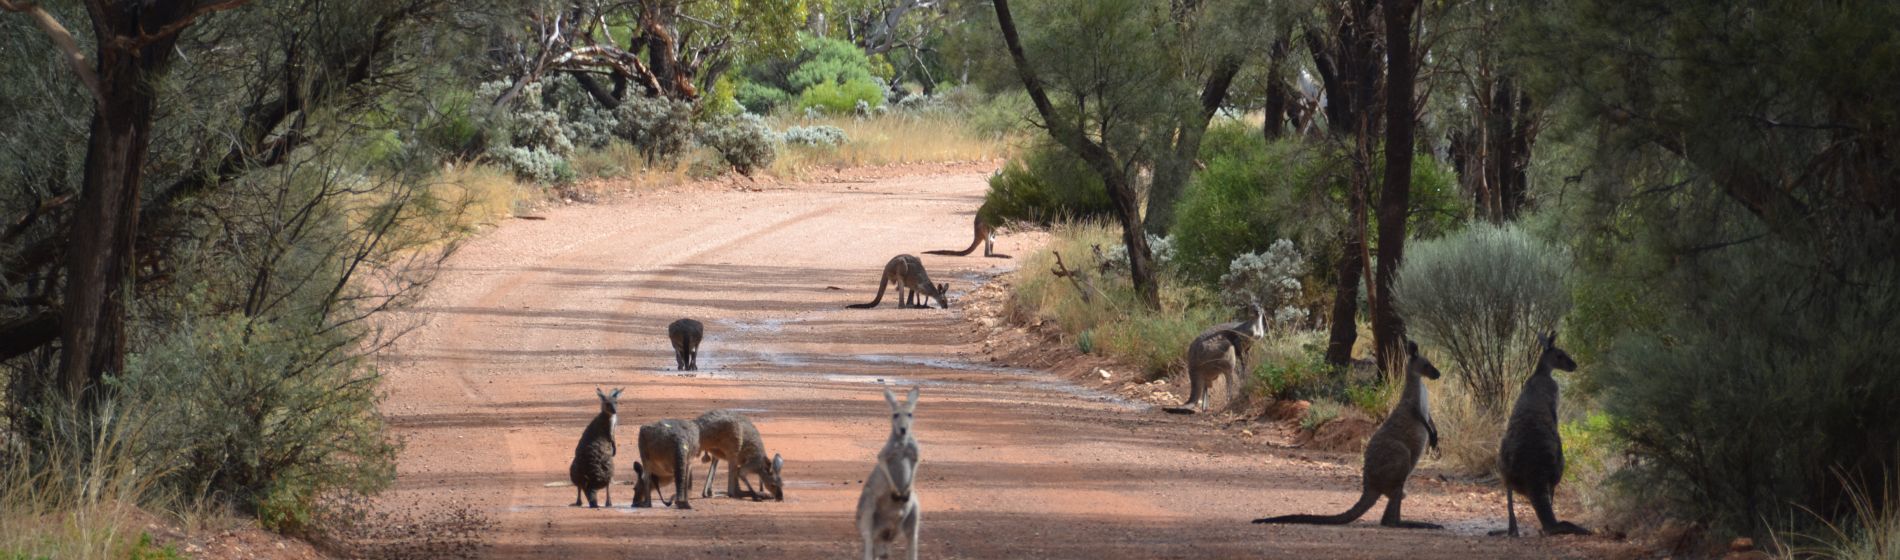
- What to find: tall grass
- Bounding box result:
[1008,222,1225,381]
[1777,476,1900,560]
[767,114,1012,175]
[0,406,175,559]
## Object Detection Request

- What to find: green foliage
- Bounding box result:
[982,141,1114,224]
[734,80,792,113]
[786,33,886,92]
[1301,400,1344,432]
[781,125,849,146]
[697,114,778,175]
[1391,222,1571,415]
[799,79,887,114]
[127,534,184,560]
[613,96,696,164]
[1248,332,1331,401]
[703,75,744,117]
[1169,137,1334,285]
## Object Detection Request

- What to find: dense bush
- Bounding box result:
[1392,222,1570,414]
[1594,234,1900,538]
[1168,137,1332,285]
[486,146,576,184]
[781,125,849,146]
[117,314,397,532]
[800,79,886,115]
[982,141,1114,224]
[613,95,695,163]
[698,114,778,175]
[734,80,792,113]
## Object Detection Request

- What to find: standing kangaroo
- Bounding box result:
[1167,304,1266,414]
[1254,340,1444,528]
[857,387,922,560]
[1496,331,1593,537]
[695,409,784,501]
[923,209,1011,259]
[846,254,949,310]
[568,387,621,508]
[668,318,703,371]
[632,418,701,509]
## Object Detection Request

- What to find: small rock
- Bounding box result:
[1096,368,1112,379]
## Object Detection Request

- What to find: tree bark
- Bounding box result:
[992,0,1159,308]
[1371,0,1419,372]
[58,1,197,408]
[1314,0,1383,369]
[1145,54,1244,235]
[1262,39,1291,141]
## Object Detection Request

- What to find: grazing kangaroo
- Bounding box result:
[858,387,922,560]
[695,409,785,501]
[632,418,701,509]
[1496,330,1593,537]
[845,254,950,310]
[1254,340,1444,528]
[1166,304,1266,414]
[668,318,703,371]
[924,209,1011,259]
[568,387,621,508]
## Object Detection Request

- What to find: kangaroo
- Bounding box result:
[1254,340,1444,529]
[845,254,949,310]
[632,418,701,509]
[857,387,922,560]
[695,409,785,501]
[1496,330,1592,537]
[668,318,703,371]
[1167,304,1266,414]
[924,209,1011,259]
[568,387,621,508]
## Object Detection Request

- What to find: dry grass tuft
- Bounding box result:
[767,114,1014,177]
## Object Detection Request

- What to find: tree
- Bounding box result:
[1306,0,1384,368]
[2,0,251,409]
[990,0,1175,307]
[1371,0,1419,368]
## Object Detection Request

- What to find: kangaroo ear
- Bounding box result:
[1406,340,1419,356]
[883,387,899,410]
[905,386,920,410]
[596,387,607,399]
[772,453,783,474]
[611,387,624,399]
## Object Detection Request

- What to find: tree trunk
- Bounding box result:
[1262,39,1291,141]
[1145,55,1243,235]
[59,2,191,408]
[1314,0,1384,369]
[1371,0,1419,373]
[992,0,1160,308]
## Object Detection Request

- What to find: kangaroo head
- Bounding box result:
[1405,340,1442,380]
[883,386,920,438]
[596,387,623,416]
[1245,302,1266,339]
[1538,330,1578,372]
[760,453,785,501]
[931,283,950,309]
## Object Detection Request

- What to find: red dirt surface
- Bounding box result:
[375,168,1638,559]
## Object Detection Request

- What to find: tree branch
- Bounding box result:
[0,0,103,107]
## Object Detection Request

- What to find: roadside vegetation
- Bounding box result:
[988,0,1900,555]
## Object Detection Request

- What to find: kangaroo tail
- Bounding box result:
[845,273,892,308]
[924,216,984,256]
[1252,489,1379,525]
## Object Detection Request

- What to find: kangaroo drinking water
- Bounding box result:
[845,254,949,310]
[695,409,784,501]
[568,387,621,508]
[1496,330,1593,537]
[633,418,701,509]
[1166,304,1266,414]
[668,318,703,371]
[924,206,1011,259]
[857,387,922,560]
[1254,341,1443,528]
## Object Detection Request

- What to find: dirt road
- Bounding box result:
[376,169,1623,559]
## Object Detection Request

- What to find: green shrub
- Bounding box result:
[784,33,885,92]
[982,141,1114,224]
[697,114,778,175]
[1391,222,1571,415]
[1596,234,1900,540]
[612,95,694,164]
[1169,138,1330,285]
[735,80,791,113]
[781,125,848,146]
[799,79,885,115]
[116,313,397,534]
[1248,331,1331,401]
